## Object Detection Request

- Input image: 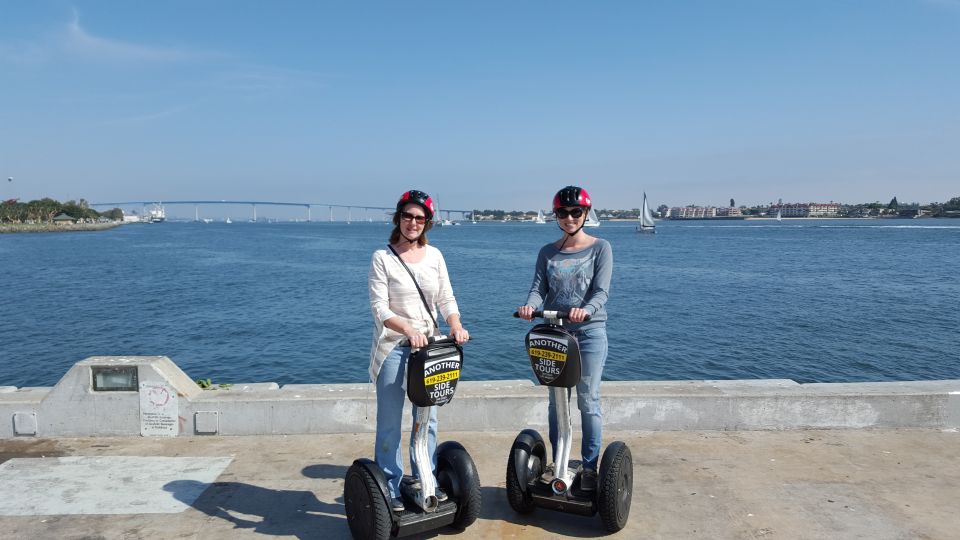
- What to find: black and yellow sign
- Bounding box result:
[407,342,463,407]
[525,325,581,387]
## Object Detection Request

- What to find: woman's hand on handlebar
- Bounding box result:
[404,328,429,349]
[450,324,470,345]
[567,307,589,323]
[517,305,535,321]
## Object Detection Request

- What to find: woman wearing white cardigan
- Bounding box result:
[367,189,470,512]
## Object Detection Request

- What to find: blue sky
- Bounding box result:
[1,1,958,212]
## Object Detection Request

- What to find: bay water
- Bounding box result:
[2,219,958,388]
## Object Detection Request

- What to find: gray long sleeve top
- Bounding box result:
[524,238,613,330]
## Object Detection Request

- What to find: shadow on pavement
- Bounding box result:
[165,479,348,540]
[302,463,349,479]
[478,485,607,538]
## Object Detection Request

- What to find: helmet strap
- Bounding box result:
[557,219,586,250]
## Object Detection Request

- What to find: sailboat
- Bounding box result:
[434,196,453,226]
[534,209,546,224]
[776,208,782,222]
[584,208,600,227]
[637,192,656,233]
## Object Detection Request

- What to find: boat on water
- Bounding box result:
[637,192,656,233]
[202,218,213,224]
[148,204,166,223]
[584,208,600,227]
[776,209,782,222]
[225,217,232,224]
[433,195,453,226]
[534,209,546,224]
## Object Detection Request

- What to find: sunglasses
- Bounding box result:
[555,208,585,219]
[400,211,427,224]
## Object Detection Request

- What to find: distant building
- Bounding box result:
[670,206,717,218]
[808,203,841,217]
[669,206,743,218]
[53,213,75,225]
[716,207,742,217]
[766,202,840,218]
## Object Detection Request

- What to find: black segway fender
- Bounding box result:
[436,441,482,530]
[345,459,395,540]
[511,429,545,494]
[352,458,392,508]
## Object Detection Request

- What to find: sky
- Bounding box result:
[1,1,958,212]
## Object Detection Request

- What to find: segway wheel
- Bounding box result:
[505,429,545,514]
[437,442,482,530]
[598,441,633,533]
[344,463,392,540]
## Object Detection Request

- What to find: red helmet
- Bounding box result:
[397,190,435,220]
[553,186,592,211]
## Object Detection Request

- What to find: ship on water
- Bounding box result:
[147,204,166,223]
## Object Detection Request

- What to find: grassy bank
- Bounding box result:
[0,222,123,234]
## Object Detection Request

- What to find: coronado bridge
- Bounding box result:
[89,200,474,222]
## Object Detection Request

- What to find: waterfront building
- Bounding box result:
[668,206,745,219]
[53,213,75,225]
[670,206,717,219]
[808,202,841,217]
[716,207,742,217]
[766,202,841,218]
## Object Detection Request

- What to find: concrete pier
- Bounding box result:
[1,429,958,539]
[2,357,959,538]
[2,356,959,438]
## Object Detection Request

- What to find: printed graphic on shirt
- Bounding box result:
[547,254,594,309]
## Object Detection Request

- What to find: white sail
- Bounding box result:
[584,208,600,227]
[776,208,782,222]
[534,209,546,224]
[434,196,453,226]
[638,192,656,233]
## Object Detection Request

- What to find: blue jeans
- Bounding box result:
[548,326,608,471]
[375,345,438,499]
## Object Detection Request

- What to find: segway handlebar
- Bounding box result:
[513,310,591,322]
[399,334,468,347]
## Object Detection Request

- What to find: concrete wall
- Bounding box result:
[2,356,959,438]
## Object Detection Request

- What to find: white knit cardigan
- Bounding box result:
[367,245,460,382]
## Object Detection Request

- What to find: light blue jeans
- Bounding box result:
[375,345,438,499]
[548,326,608,471]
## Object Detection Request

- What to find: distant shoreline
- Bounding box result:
[0,222,123,234]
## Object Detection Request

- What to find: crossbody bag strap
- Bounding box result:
[387,244,440,331]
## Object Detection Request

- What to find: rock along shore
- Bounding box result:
[0,222,123,234]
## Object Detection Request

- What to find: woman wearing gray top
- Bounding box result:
[517,185,613,492]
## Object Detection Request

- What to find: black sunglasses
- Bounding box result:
[400,211,427,224]
[555,208,584,219]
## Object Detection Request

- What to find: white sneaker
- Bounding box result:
[539,464,555,483]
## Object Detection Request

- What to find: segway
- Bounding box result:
[506,310,633,533]
[344,335,481,539]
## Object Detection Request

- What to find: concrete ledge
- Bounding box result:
[2,356,959,437]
